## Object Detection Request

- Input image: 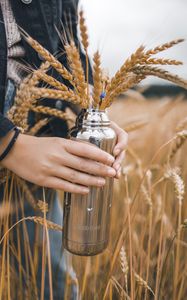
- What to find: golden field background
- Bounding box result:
[1,93,187,300]
[71,94,187,299]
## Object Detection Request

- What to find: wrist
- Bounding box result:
[0,129,16,154]
[0,131,23,168]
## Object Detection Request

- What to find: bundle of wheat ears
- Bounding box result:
[7,10,187,134]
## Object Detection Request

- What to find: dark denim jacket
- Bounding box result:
[0,0,92,138]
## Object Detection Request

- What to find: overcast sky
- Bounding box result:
[80,0,187,84]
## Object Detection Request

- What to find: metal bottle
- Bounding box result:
[63,108,117,256]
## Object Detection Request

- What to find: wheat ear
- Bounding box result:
[79,10,89,53]
[164,168,185,205]
[22,33,74,83]
[101,74,145,109]
[134,272,155,296]
[106,46,145,96]
[175,117,187,132]
[168,130,187,161]
[140,58,182,66]
[9,62,50,129]
[145,39,184,56]
[79,9,90,97]
[31,216,63,231]
[35,71,70,92]
[133,66,187,89]
[31,105,73,121]
[120,246,129,293]
[31,87,82,105]
[92,51,102,108]
[65,41,87,102]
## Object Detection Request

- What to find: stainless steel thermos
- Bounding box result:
[63,108,117,256]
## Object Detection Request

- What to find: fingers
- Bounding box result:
[110,121,128,156]
[52,165,106,187]
[65,140,115,166]
[63,153,116,178]
[110,121,128,180]
[113,150,125,171]
[45,176,90,195]
[113,149,124,179]
[116,167,122,179]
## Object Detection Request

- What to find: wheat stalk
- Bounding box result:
[164,167,185,298]
[16,177,38,210]
[0,216,63,246]
[28,118,49,135]
[124,120,149,132]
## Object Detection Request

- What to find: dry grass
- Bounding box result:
[66,95,187,300]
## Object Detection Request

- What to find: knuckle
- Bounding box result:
[41,161,51,173]
[96,164,105,175]
[56,137,65,148]
[79,161,87,172]
[37,174,45,186]
[69,170,77,183]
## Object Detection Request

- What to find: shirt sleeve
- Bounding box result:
[0,112,15,139]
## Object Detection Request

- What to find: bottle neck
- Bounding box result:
[77,108,110,128]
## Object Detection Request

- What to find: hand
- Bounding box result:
[110,121,128,179]
[0,134,116,194]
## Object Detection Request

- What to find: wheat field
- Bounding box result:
[69,94,187,300]
[1,93,187,299]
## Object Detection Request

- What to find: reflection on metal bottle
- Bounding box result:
[63,108,116,256]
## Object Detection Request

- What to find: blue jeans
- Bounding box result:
[1,80,77,299]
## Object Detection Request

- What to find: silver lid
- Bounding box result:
[80,108,110,127]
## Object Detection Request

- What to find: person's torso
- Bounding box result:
[0,0,80,137]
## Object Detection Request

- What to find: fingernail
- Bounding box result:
[117,169,121,178]
[114,148,120,156]
[108,168,116,177]
[98,178,106,186]
[114,163,120,171]
[82,188,89,194]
